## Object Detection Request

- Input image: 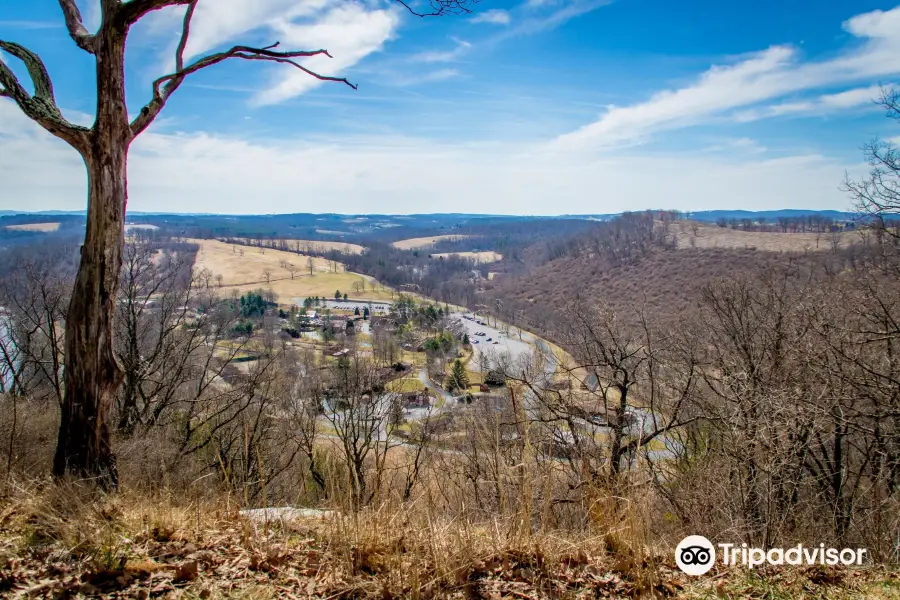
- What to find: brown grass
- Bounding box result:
[0,480,893,599]
[191,239,392,303]
[670,221,858,252]
[5,222,61,232]
[391,235,471,250]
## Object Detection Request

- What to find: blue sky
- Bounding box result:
[1,0,899,215]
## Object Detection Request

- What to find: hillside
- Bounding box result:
[191,239,391,302]
[485,221,870,338]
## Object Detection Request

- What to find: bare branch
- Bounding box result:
[57,0,96,53]
[175,1,198,73]
[117,0,193,27]
[0,41,89,150]
[395,0,478,17]
[131,41,356,137]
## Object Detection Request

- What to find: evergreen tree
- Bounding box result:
[335,290,341,300]
[363,306,370,320]
[447,359,469,393]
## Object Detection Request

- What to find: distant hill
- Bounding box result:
[682,209,857,222]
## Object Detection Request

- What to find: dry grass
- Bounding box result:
[386,378,425,393]
[5,222,61,232]
[0,480,893,599]
[191,239,392,303]
[432,251,503,263]
[231,238,366,255]
[391,235,471,250]
[670,221,858,252]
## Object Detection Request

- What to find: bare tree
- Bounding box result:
[323,353,400,508]
[0,0,474,487]
[262,269,273,285]
[284,262,299,280]
[307,256,315,277]
[844,87,900,245]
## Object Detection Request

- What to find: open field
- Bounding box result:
[431,251,502,263]
[190,239,393,303]
[230,238,366,255]
[5,222,60,232]
[391,235,471,250]
[670,220,859,252]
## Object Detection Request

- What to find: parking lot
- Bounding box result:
[451,312,536,372]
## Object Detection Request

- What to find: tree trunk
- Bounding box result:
[53,25,129,488]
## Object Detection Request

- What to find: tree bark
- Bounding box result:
[53,24,129,488]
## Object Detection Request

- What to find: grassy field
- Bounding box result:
[670,220,859,252]
[386,378,426,393]
[431,251,503,263]
[191,239,393,303]
[5,222,60,232]
[230,238,366,255]
[391,235,471,250]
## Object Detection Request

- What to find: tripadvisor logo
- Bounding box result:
[675,535,869,575]
[675,535,715,575]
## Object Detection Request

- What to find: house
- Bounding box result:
[404,391,430,408]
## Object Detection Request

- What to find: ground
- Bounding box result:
[1,483,897,599]
[4,222,60,232]
[391,235,472,250]
[230,238,366,255]
[190,239,393,303]
[669,220,859,252]
[431,251,503,263]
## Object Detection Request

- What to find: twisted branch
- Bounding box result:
[57,0,95,53]
[0,41,89,150]
[131,1,356,137]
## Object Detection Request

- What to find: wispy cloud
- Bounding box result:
[470,10,511,25]
[0,20,60,30]
[554,6,900,149]
[492,0,612,42]
[408,38,471,63]
[386,68,461,86]
[734,85,888,121]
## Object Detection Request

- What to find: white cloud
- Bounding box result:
[524,0,557,10]
[554,6,900,149]
[408,38,471,63]
[0,101,862,215]
[470,10,511,25]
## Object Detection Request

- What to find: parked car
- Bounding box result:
[492,341,499,345]
[472,340,479,344]
[486,338,492,342]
